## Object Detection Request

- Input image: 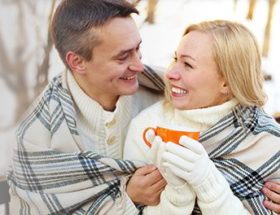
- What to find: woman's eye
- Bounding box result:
[173,56,178,62]
[184,62,192,68]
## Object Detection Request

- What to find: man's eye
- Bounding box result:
[118,54,128,61]
[173,56,178,62]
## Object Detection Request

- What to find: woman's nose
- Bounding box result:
[166,65,181,80]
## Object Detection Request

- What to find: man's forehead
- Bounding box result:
[99,16,139,36]
[95,21,141,44]
[114,40,142,56]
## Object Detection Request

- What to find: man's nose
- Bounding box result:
[128,51,144,72]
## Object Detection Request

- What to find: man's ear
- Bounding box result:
[65,51,86,75]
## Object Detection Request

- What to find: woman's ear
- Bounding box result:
[220,81,230,95]
[65,51,86,75]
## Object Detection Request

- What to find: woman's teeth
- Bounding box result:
[171,87,187,94]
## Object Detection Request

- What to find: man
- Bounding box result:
[8,0,280,214]
[8,0,165,214]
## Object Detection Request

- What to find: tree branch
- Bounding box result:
[34,0,56,95]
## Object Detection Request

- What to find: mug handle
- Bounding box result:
[142,127,156,148]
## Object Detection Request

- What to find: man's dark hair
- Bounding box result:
[51,0,139,67]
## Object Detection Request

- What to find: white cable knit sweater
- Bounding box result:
[66,71,162,214]
[124,99,254,215]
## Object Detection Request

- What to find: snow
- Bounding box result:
[0,0,280,180]
[136,0,280,115]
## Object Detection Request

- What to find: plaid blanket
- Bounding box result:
[192,105,280,215]
[9,150,141,214]
[7,67,163,214]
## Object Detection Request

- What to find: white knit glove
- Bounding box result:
[161,136,250,214]
[145,129,196,210]
[162,135,212,187]
[144,129,185,187]
[145,129,165,166]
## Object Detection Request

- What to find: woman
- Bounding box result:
[124,20,280,214]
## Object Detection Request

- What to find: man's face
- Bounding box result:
[75,16,143,110]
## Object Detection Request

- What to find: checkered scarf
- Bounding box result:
[192,105,280,215]
[7,66,164,214]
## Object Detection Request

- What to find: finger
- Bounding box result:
[151,177,167,193]
[145,168,165,186]
[164,167,184,186]
[148,182,166,206]
[155,184,165,197]
[135,165,157,176]
[150,136,163,153]
[162,151,193,172]
[165,142,199,163]
[146,129,156,142]
[179,135,203,154]
[164,166,174,178]
[154,136,163,144]
[262,187,280,204]
[265,181,280,194]
[149,138,165,164]
[163,162,188,181]
[263,199,280,213]
[155,180,166,195]
[150,139,160,154]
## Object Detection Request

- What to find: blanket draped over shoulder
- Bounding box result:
[8,67,280,214]
[8,74,145,214]
[192,105,280,215]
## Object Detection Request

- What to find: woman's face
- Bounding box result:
[165,30,228,110]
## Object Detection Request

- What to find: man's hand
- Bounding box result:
[262,181,280,213]
[126,165,166,205]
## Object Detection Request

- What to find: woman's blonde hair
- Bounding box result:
[166,20,266,107]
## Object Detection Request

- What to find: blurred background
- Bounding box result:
[0,0,279,213]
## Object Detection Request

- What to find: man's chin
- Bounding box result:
[122,85,139,96]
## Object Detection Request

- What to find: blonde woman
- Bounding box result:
[124,20,280,214]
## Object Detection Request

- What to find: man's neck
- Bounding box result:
[83,90,119,112]
[97,96,118,112]
[72,73,119,112]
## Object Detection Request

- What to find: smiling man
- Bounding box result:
[7,0,165,214]
[70,16,144,111]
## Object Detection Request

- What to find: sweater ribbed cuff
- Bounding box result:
[164,183,196,206]
[121,194,141,215]
[193,163,230,203]
[117,177,140,215]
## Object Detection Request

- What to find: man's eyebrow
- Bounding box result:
[113,41,142,58]
[175,51,196,62]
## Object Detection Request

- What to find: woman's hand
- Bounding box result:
[162,135,213,187]
[145,129,185,187]
[145,129,165,166]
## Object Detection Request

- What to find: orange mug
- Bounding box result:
[143,126,200,148]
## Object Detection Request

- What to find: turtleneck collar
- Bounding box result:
[173,99,239,132]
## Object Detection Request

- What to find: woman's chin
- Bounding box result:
[171,101,189,110]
